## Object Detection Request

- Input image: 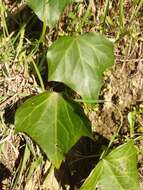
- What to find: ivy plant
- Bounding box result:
[26,0,73,27]
[15,92,92,168]
[80,140,140,190]
[15,1,140,189]
[47,32,114,100]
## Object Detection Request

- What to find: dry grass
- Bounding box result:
[0,0,143,189]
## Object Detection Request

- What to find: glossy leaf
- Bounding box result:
[47,32,114,100]
[15,92,92,168]
[80,140,140,190]
[26,0,73,27]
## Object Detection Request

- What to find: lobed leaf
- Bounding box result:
[26,0,73,27]
[80,140,140,190]
[15,91,92,168]
[47,32,114,101]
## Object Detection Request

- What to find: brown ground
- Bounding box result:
[0,0,143,189]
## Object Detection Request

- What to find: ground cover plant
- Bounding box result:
[0,0,143,189]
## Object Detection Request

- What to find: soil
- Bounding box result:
[92,42,143,138]
[0,0,143,190]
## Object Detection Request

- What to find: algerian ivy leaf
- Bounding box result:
[26,0,73,27]
[80,140,140,190]
[15,91,92,168]
[47,32,114,101]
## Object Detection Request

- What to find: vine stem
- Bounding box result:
[100,104,123,159]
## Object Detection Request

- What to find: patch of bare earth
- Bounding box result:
[0,1,143,190]
[88,36,143,189]
[90,39,143,138]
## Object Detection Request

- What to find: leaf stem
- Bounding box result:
[100,104,123,159]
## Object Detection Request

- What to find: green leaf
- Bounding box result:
[26,0,73,27]
[80,140,140,190]
[47,32,114,100]
[15,91,92,168]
